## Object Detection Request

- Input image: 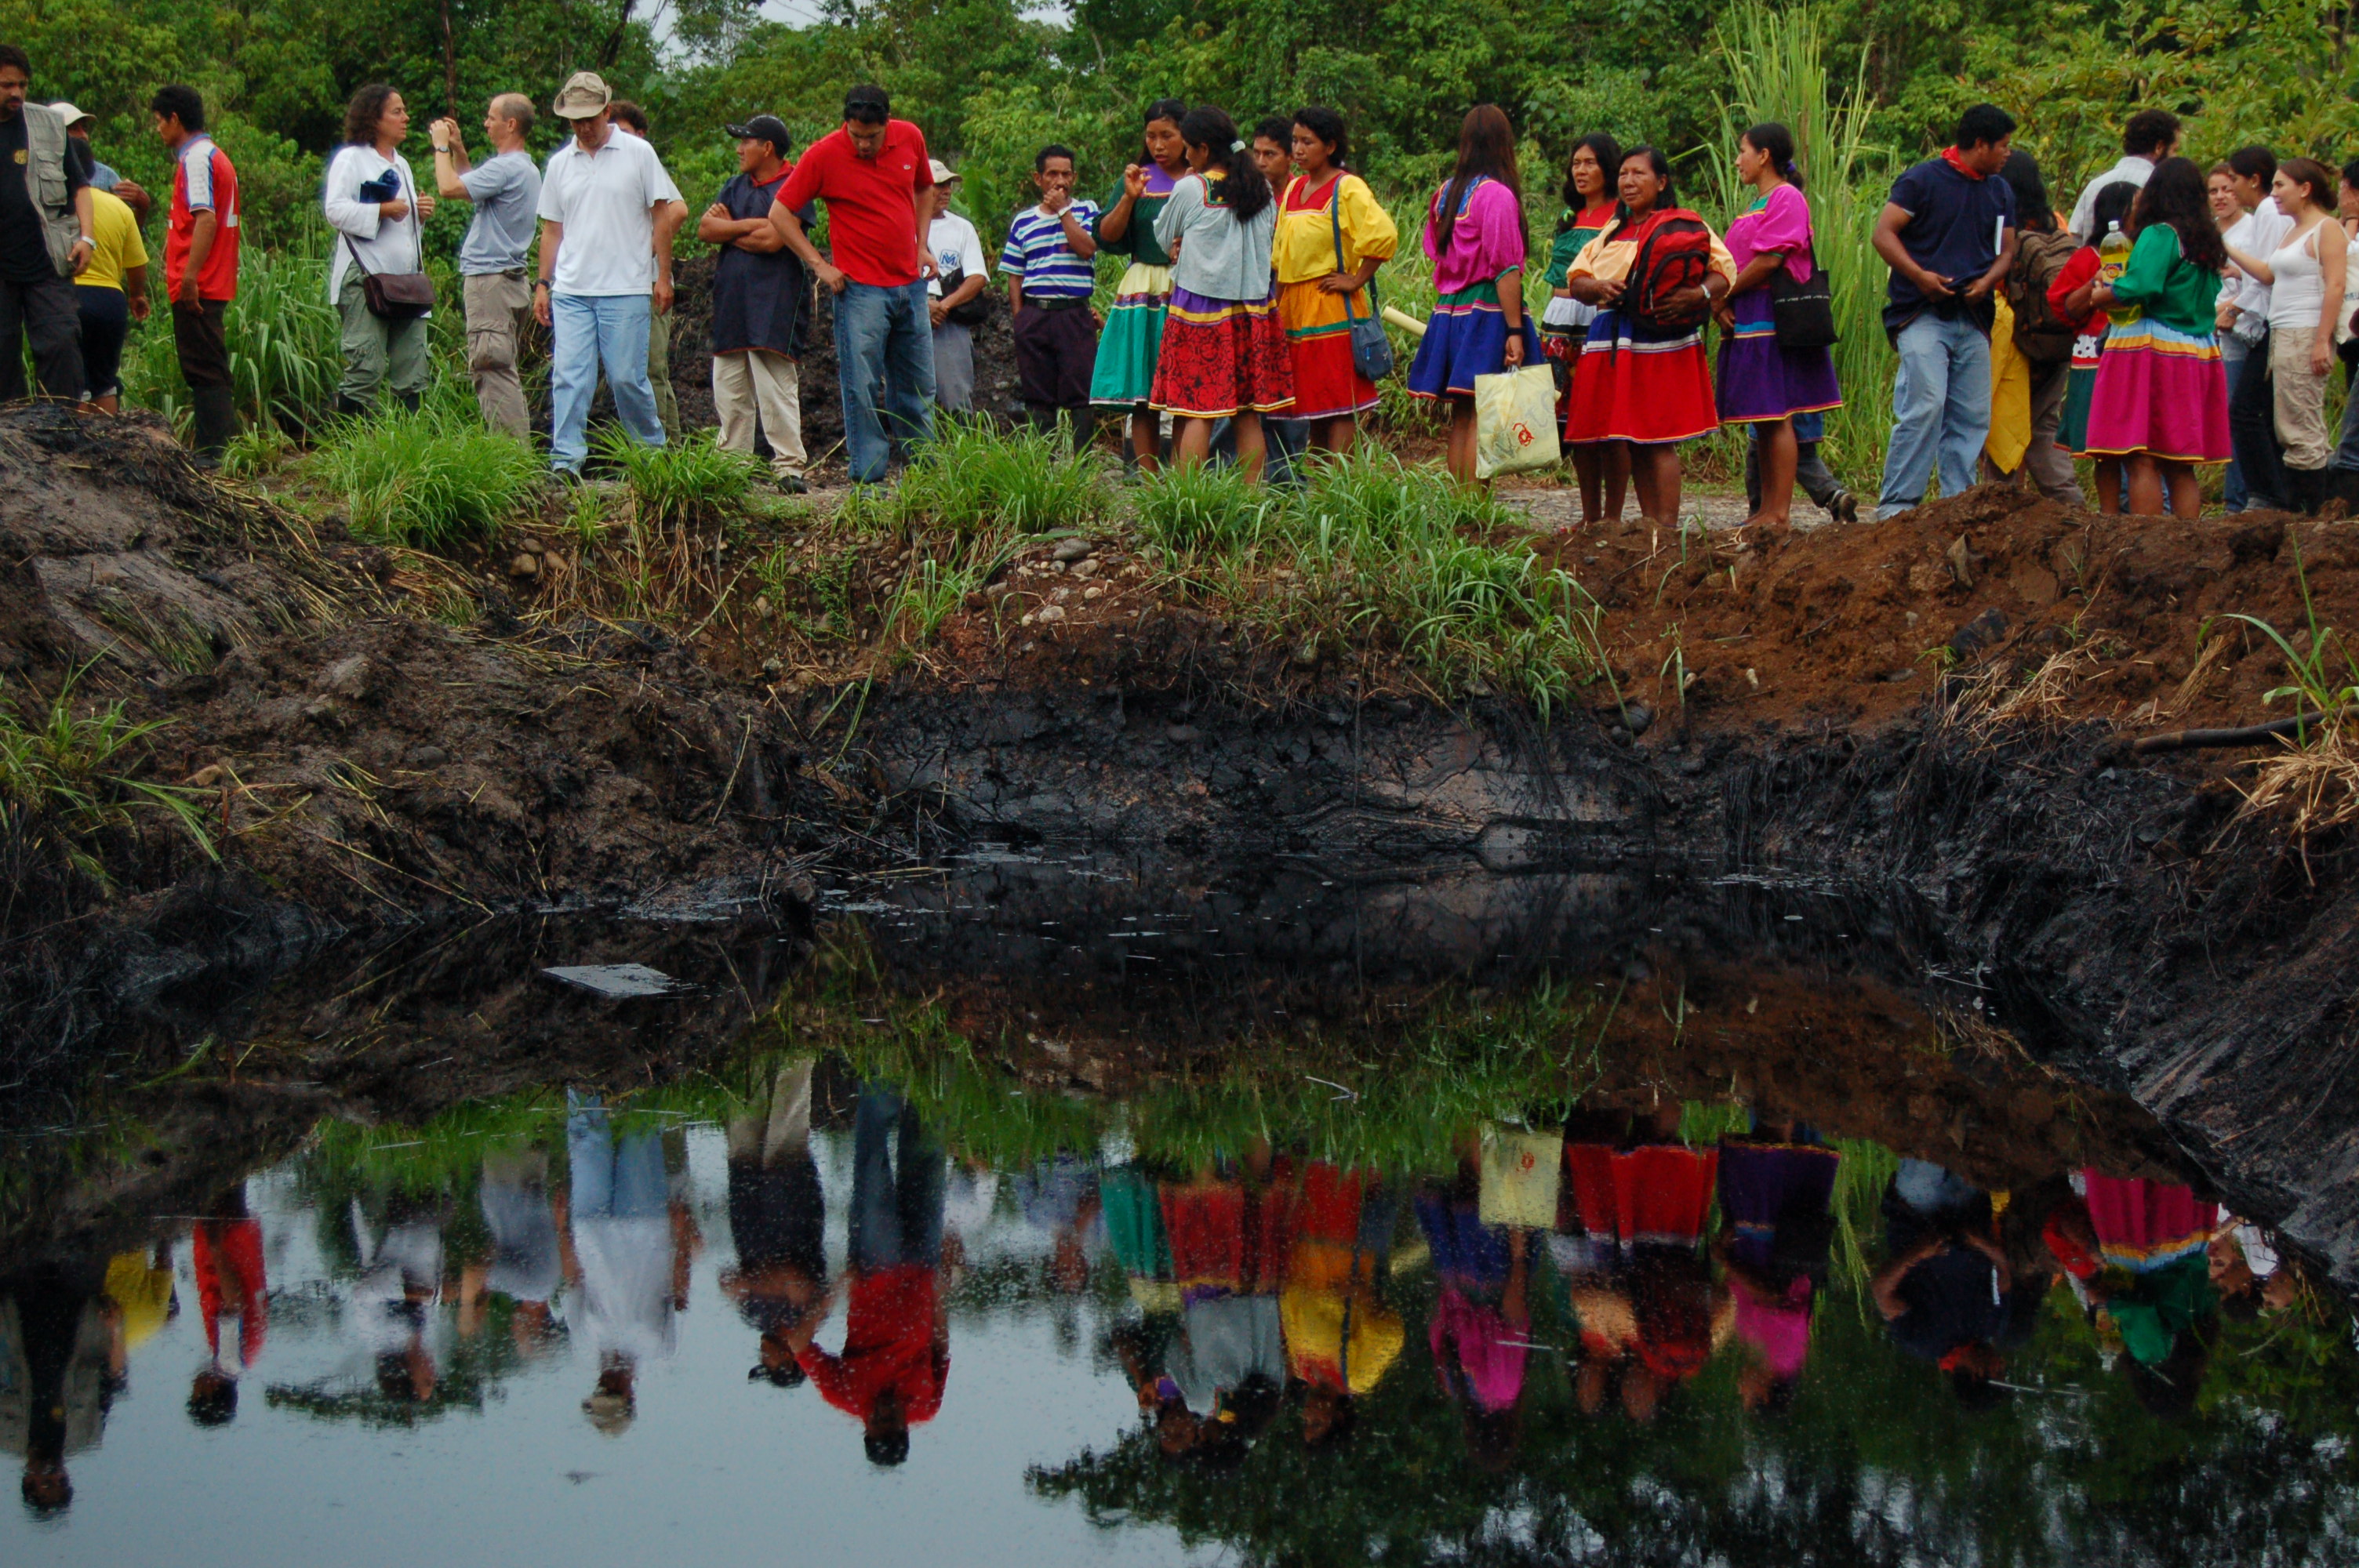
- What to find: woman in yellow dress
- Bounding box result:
[1270,107,1398,457]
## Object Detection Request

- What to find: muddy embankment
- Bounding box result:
[830,489,2359,1283]
[2,401,2356,1282]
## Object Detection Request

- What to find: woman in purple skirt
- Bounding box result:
[1714,123,1842,529]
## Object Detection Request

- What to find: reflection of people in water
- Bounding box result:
[1559,1111,1726,1423]
[722,1058,827,1389]
[1714,1123,1839,1414]
[2210,1213,2299,1319]
[191,1187,268,1424]
[1016,1153,1104,1294]
[0,1259,121,1517]
[1278,1160,1401,1451]
[1420,1128,1547,1468]
[464,1147,563,1356]
[350,1192,445,1406]
[783,1084,947,1466]
[1874,1160,2022,1407]
[1101,1163,1180,1314]
[2045,1169,2221,1417]
[562,1092,700,1436]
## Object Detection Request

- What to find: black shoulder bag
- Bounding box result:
[1768,241,1837,349]
[346,161,435,321]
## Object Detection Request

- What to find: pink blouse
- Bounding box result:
[1725,183,1816,285]
[1425,178,1528,295]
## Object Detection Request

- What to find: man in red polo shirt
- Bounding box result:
[150,83,238,463]
[772,85,935,485]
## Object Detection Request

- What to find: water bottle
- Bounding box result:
[2098,220,2139,325]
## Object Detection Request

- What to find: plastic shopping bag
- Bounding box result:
[1476,1123,1564,1230]
[1472,365,1561,481]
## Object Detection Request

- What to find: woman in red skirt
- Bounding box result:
[1272,107,1398,457]
[1562,147,1736,527]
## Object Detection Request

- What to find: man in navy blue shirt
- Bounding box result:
[1873,103,2019,518]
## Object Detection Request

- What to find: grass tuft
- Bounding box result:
[598,430,765,531]
[309,403,543,551]
[889,415,1114,535]
[0,666,216,889]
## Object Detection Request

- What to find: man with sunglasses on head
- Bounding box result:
[771,85,936,485]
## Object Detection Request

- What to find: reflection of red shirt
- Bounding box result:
[193,1218,267,1367]
[796,1265,944,1423]
[776,122,932,288]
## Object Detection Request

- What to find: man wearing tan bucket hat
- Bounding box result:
[533,71,683,476]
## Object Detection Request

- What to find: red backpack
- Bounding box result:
[1624,209,1716,331]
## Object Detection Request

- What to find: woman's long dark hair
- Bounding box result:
[2132,155,2227,271]
[1292,105,1350,172]
[1615,146,1675,223]
[1179,106,1270,223]
[1434,103,1521,256]
[342,82,401,151]
[1558,132,1623,228]
[1743,122,1802,191]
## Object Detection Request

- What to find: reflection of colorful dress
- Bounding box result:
[1564,1142,1719,1248]
[193,1218,267,1370]
[1279,1163,1402,1395]
[2082,1171,2217,1272]
[1717,1138,1839,1276]
[1089,163,1178,408]
[1102,1167,1179,1312]
[1431,1287,1526,1413]
[1160,1176,1289,1297]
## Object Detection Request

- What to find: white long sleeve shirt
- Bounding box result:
[324,144,426,306]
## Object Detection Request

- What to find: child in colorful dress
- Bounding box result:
[1271,106,1398,458]
[2085,157,2232,517]
[1716,122,1843,530]
[1562,147,1736,528]
[1407,104,1545,485]
[1091,99,1190,473]
[1150,106,1294,477]
[1545,132,1627,524]
[2049,180,2138,511]
[1001,143,1102,448]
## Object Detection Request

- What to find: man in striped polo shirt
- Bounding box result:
[1000,144,1099,448]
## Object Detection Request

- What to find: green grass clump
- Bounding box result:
[310,402,543,550]
[0,668,216,887]
[123,240,343,441]
[891,415,1114,535]
[1135,451,1611,717]
[600,429,765,530]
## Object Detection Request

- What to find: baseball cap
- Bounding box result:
[842,85,889,124]
[726,114,794,154]
[551,71,612,120]
[49,102,93,129]
[928,158,959,185]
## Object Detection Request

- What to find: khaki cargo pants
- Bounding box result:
[463,270,534,440]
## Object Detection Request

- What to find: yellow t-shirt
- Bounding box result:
[1271,172,1399,287]
[77,188,148,295]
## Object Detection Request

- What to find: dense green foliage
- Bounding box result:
[13,0,2357,256]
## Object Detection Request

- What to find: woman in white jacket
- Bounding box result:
[323,83,435,415]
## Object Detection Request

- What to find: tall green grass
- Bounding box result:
[307,403,543,550]
[890,414,1116,535]
[1136,452,1612,716]
[122,240,343,438]
[1711,0,1896,491]
[0,666,216,888]
[598,429,765,530]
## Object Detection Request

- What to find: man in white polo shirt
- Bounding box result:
[533,71,682,476]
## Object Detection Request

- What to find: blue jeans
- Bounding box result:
[2335,361,2359,475]
[567,1096,667,1219]
[549,292,666,473]
[849,1086,943,1272]
[1876,313,1992,518]
[2221,336,2250,510]
[835,280,935,484]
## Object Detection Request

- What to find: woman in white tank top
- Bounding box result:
[2227,158,2347,498]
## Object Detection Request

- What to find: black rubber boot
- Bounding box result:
[395,390,422,414]
[1068,406,1094,454]
[2289,466,2329,515]
[335,395,369,420]
[2332,466,2359,515]
[189,384,238,466]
